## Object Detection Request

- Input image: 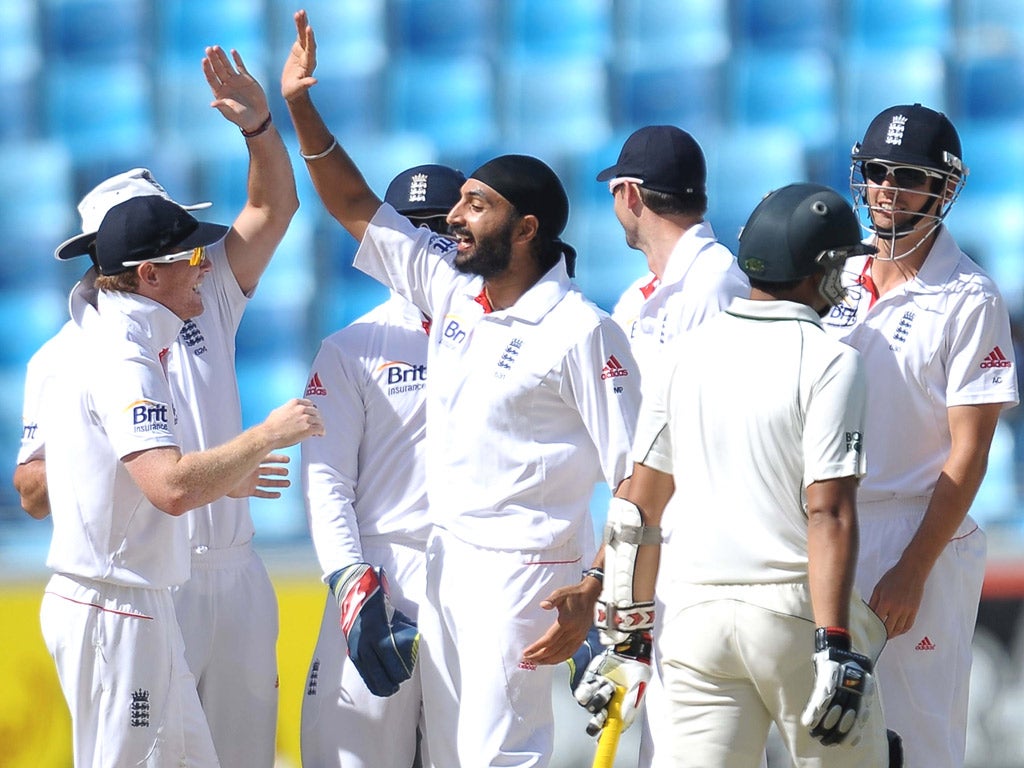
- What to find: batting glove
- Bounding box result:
[573,630,652,737]
[800,627,875,746]
[329,563,419,697]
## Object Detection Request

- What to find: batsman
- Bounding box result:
[575,183,904,767]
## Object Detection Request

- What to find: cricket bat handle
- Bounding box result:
[591,685,625,768]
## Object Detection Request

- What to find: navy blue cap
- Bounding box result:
[384,164,465,218]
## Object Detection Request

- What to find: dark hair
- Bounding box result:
[639,187,707,217]
[530,233,577,278]
[747,276,802,293]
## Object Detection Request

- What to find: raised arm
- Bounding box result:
[281,9,380,242]
[202,45,299,294]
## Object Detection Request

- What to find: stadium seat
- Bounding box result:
[957,0,1024,47]
[611,60,725,137]
[156,0,266,69]
[40,0,148,64]
[501,55,611,158]
[44,62,155,161]
[0,3,41,139]
[616,0,729,65]
[845,0,953,51]
[704,127,809,255]
[0,141,74,288]
[946,192,1024,302]
[567,201,647,314]
[951,53,1024,125]
[838,48,948,146]
[0,289,67,366]
[388,0,498,57]
[503,0,613,59]
[731,0,838,50]
[385,56,497,156]
[729,48,838,152]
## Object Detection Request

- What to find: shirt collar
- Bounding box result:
[661,221,719,285]
[724,296,824,327]
[461,258,571,323]
[97,289,185,350]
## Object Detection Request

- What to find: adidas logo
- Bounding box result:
[304,372,327,397]
[980,346,1012,369]
[601,355,630,380]
[915,636,936,651]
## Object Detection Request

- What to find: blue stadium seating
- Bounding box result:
[44,62,155,161]
[946,191,1024,302]
[388,0,498,57]
[157,0,266,68]
[952,53,1024,125]
[611,60,725,137]
[0,289,66,366]
[732,0,838,50]
[40,0,148,64]
[838,48,948,144]
[616,0,729,65]
[501,55,611,158]
[566,200,647,314]
[957,0,1024,46]
[0,4,41,140]
[845,0,953,51]
[704,127,809,255]
[729,48,838,152]
[504,0,613,59]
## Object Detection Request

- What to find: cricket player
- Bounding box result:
[823,103,1019,768]
[17,46,298,768]
[282,11,640,766]
[40,193,323,768]
[576,183,891,767]
[597,123,749,767]
[300,163,464,768]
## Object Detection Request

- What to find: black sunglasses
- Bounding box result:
[862,161,940,188]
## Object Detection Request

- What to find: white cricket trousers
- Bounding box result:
[857,497,987,768]
[171,543,278,768]
[41,572,220,768]
[417,527,584,768]
[658,584,889,768]
[300,538,428,768]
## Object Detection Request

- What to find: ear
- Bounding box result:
[514,214,540,245]
[137,263,160,287]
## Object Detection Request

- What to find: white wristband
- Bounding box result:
[300,137,337,161]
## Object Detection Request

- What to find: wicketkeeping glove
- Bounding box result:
[567,625,604,693]
[329,563,419,697]
[573,630,652,737]
[800,627,875,746]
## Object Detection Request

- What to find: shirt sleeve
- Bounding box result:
[946,287,1020,409]
[803,344,867,486]
[203,238,249,335]
[561,317,642,490]
[631,352,675,475]
[301,338,367,581]
[95,347,180,460]
[353,204,460,322]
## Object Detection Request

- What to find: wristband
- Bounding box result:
[815,626,851,651]
[300,136,338,161]
[582,567,604,585]
[240,114,272,138]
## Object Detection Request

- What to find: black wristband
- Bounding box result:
[240,114,272,138]
[815,626,851,652]
[581,567,604,585]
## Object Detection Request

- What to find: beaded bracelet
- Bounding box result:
[240,114,273,138]
[299,136,338,161]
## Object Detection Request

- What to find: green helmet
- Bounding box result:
[738,183,874,283]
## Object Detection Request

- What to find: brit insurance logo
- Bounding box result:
[124,399,172,435]
[379,360,427,396]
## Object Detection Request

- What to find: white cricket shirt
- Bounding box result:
[822,227,1019,501]
[302,292,432,580]
[45,290,190,587]
[612,221,749,373]
[634,298,867,585]
[162,240,254,548]
[354,204,641,552]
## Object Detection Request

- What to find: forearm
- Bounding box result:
[241,121,299,231]
[285,93,379,239]
[806,478,859,629]
[13,460,50,519]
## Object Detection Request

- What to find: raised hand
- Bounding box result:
[202,45,270,133]
[281,9,319,103]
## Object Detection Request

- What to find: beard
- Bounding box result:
[453,218,515,279]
